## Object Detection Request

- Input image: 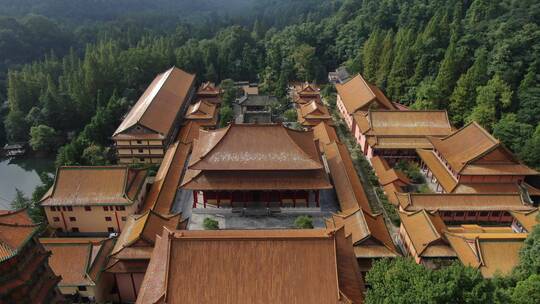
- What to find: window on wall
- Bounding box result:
[69,217,76,222]
[103,206,109,211]
[121,216,127,221]
[115,206,126,211]
[105,216,112,222]
[72,227,79,233]
[107,227,115,233]
[53,217,60,222]
[84,206,91,211]
[67,206,73,211]
[78,286,87,291]
[50,206,56,211]
[138,149,144,153]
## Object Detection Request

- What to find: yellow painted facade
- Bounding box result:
[44,185,147,234]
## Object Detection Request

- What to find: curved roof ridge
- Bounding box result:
[283,126,324,167]
[188,125,232,168]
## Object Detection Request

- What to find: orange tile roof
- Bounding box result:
[142,142,191,213]
[188,124,323,171]
[136,228,364,304]
[452,183,522,194]
[175,121,201,144]
[181,124,331,191]
[429,122,538,176]
[40,237,115,286]
[186,100,217,119]
[445,232,527,277]
[242,85,259,95]
[297,101,333,126]
[197,81,222,96]
[354,110,453,149]
[417,149,458,192]
[324,142,372,213]
[113,67,195,137]
[399,210,455,258]
[181,169,332,191]
[110,210,182,256]
[0,209,38,261]
[358,110,453,136]
[40,166,147,206]
[312,121,340,150]
[370,156,411,186]
[510,209,539,232]
[335,74,396,114]
[326,208,398,258]
[397,193,534,212]
[294,82,320,96]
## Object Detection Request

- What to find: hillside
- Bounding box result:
[1,0,539,169]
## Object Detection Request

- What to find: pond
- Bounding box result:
[0,157,55,209]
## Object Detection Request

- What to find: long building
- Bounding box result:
[113,67,196,164]
[417,122,538,193]
[40,237,115,302]
[181,124,332,208]
[105,210,186,303]
[335,74,398,129]
[136,228,365,304]
[0,209,64,303]
[353,110,453,161]
[396,192,535,223]
[40,166,148,234]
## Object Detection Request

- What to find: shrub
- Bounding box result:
[294,215,314,229]
[203,217,219,230]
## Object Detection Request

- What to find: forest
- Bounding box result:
[1,0,540,302]
[1,0,538,170]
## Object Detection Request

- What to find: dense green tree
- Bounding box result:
[219,78,236,105]
[492,114,534,154]
[219,105,234,127]
[29,124,58,152]
[361,29,383,82]
[375,29,394,89]
[365,258,493,304]
[4,109,29,142]
[387,28,415,102]
[520,123,540,170]
[81,144,109,165]
[291,44,318,81]
[282,109,297,122]
[11,188,44,224]
[449,48,489,126]
[516,63,540,125]
[510,274,540,304]
[468,75,512,131]
[513,217,540,280]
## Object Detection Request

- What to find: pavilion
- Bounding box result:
[181,124,332,208]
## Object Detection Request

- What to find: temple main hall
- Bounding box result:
[181,124,332,208]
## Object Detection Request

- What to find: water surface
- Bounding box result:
[0,157,55,209]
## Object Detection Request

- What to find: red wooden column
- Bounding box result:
[293,190,296,208]
[203,191,207,208]
[315,190,320,207]
[192,191,198,208]
[217,191,220,208]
